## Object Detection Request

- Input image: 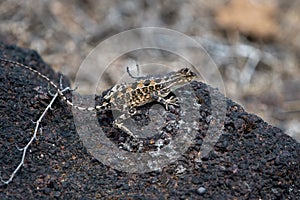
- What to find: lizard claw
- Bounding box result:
[165,96,179,110]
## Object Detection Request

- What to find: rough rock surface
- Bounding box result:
[0,43,299,199]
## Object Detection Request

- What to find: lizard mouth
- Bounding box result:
[188,71,197,80]
[185,71,197,82]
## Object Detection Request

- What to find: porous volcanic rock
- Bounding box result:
[0,42,299,199]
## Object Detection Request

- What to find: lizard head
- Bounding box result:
[178,68,197,82]
[166,68,197,90]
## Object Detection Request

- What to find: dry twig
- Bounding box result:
[0,87,70,184]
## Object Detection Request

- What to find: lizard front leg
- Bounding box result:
[151,90,179,110]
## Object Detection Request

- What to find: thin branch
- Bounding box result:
[0,92,60,184]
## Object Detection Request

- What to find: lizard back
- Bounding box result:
[99,68,197,111]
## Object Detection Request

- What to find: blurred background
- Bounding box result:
[0,0,299,141]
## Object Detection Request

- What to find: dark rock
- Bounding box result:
[0,42,299,199]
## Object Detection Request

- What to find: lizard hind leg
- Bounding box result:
[113,108,137,138]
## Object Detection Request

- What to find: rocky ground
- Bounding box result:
[0,0,299,142]
[1,1,300,199]
[0,42,299,199]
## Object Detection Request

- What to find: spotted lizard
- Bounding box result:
[0,58,197,137]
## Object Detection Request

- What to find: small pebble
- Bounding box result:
[197,186,206,194]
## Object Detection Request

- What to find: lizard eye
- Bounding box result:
[181,68,190,74]
[179,68,191,75]
[179,68,197,80]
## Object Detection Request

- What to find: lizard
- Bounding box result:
[0,57,197,137]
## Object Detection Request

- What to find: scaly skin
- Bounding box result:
[0,58,197,137]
